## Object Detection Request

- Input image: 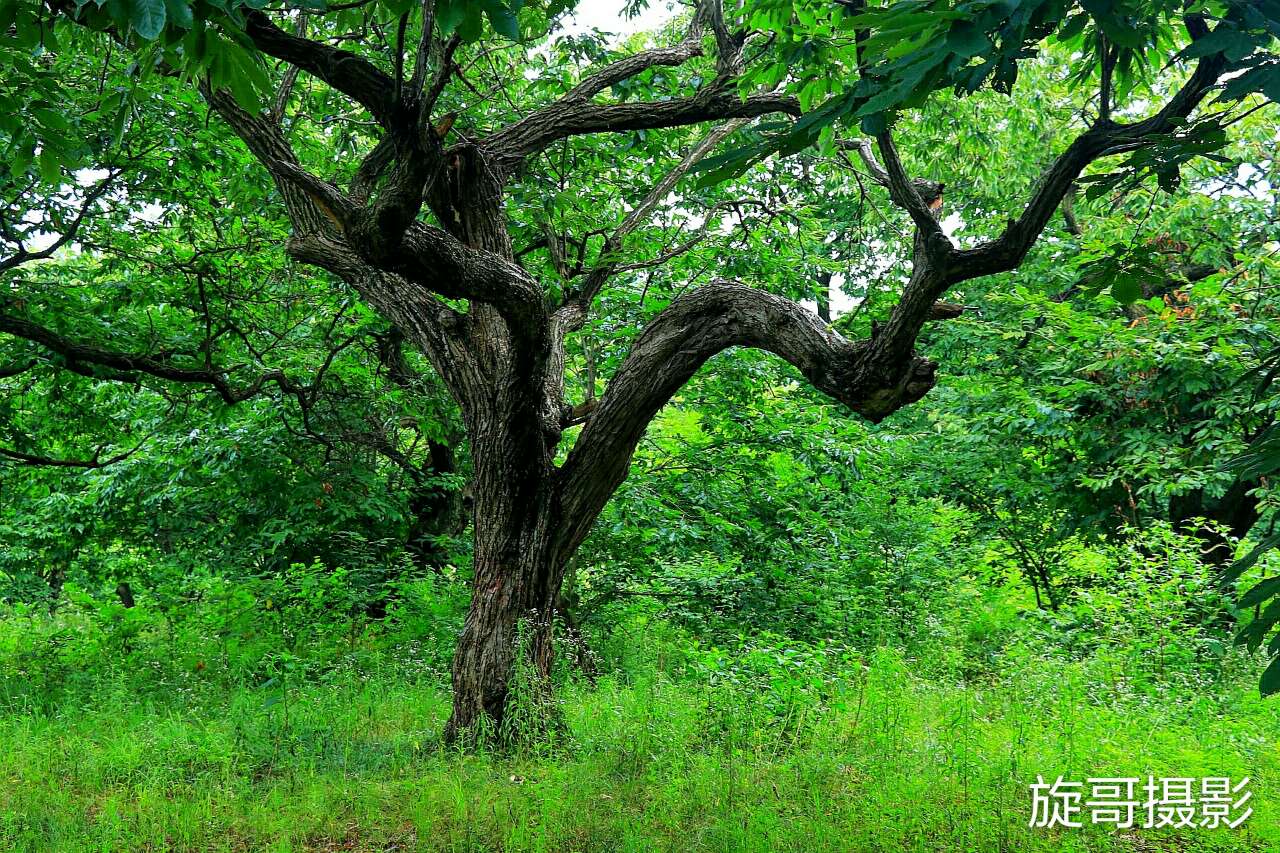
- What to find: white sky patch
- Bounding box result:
[76,168,110,185]
[941,211,964,239]
[560,0,677,41]
[15,167,166,254]
[1201,161,1274,200]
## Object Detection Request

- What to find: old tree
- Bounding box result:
[2,0,1278,736]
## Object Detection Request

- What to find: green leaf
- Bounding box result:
[1056,13,1088,43]
[1261,654,1280,697]
[947,21,990,58]
[1156,165,1181,193]
[695,164,749,189]
[457,6,484,41]
[110,97,131,147]
[33,107,72,133]
[127,0,166,40]
[860,111,888,135]
[435,0,465,34]
[1098,20,1144,50]
[1241,575,1280,608]
[1110,274,1141,305]
[481,0,518,40]
[162,0,192,29]
[1181,28,1257,60]
[37,145,62,184]
[215,37,271,113]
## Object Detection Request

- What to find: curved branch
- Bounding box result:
[696,0,743,74]
[949,26,1229,283]
[285,232,484,403]
[203,86,336,238]
[203,87,489,405]
[483,90,799,164]
[864,20,1231,373]
[563,39,705,103]
[556,281,936,558]
[0,436,150,469]
[243,10,400,126]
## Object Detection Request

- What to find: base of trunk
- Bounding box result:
[443,606,563,747]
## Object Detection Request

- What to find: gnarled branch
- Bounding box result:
[556,280,935,557]
[949,20,1229,284]
[483,90,798,165]
[243,10,400,127]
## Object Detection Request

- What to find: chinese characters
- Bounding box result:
[1028,776,1252,829]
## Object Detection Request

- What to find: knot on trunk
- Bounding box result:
[821,349,937,424]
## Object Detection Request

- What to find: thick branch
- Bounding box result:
[840,137,944,210]
[407,0,439,103]
[203,87,335,237]
[420,34,461,128]
[844,137,889,185]
[483,90,798,164]
[203,83,485,408]
[556,281,935,557]
[563,40,704,102]
[268,16,308,123]
[286,232,482,403]
[243,10,400,126]
[265,159,545,349]
[206,89,491,373]
[350,136,397,205]
[868,22,1229,371]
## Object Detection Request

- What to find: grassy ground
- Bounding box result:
[1,646,1276,852]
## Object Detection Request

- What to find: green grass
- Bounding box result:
[1,646,1276,852]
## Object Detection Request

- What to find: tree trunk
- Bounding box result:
[405,439,464,572]
[445,541,562,741]
[444,454,566,742]
[1169,478,1260,568]
[417,144,586,742]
